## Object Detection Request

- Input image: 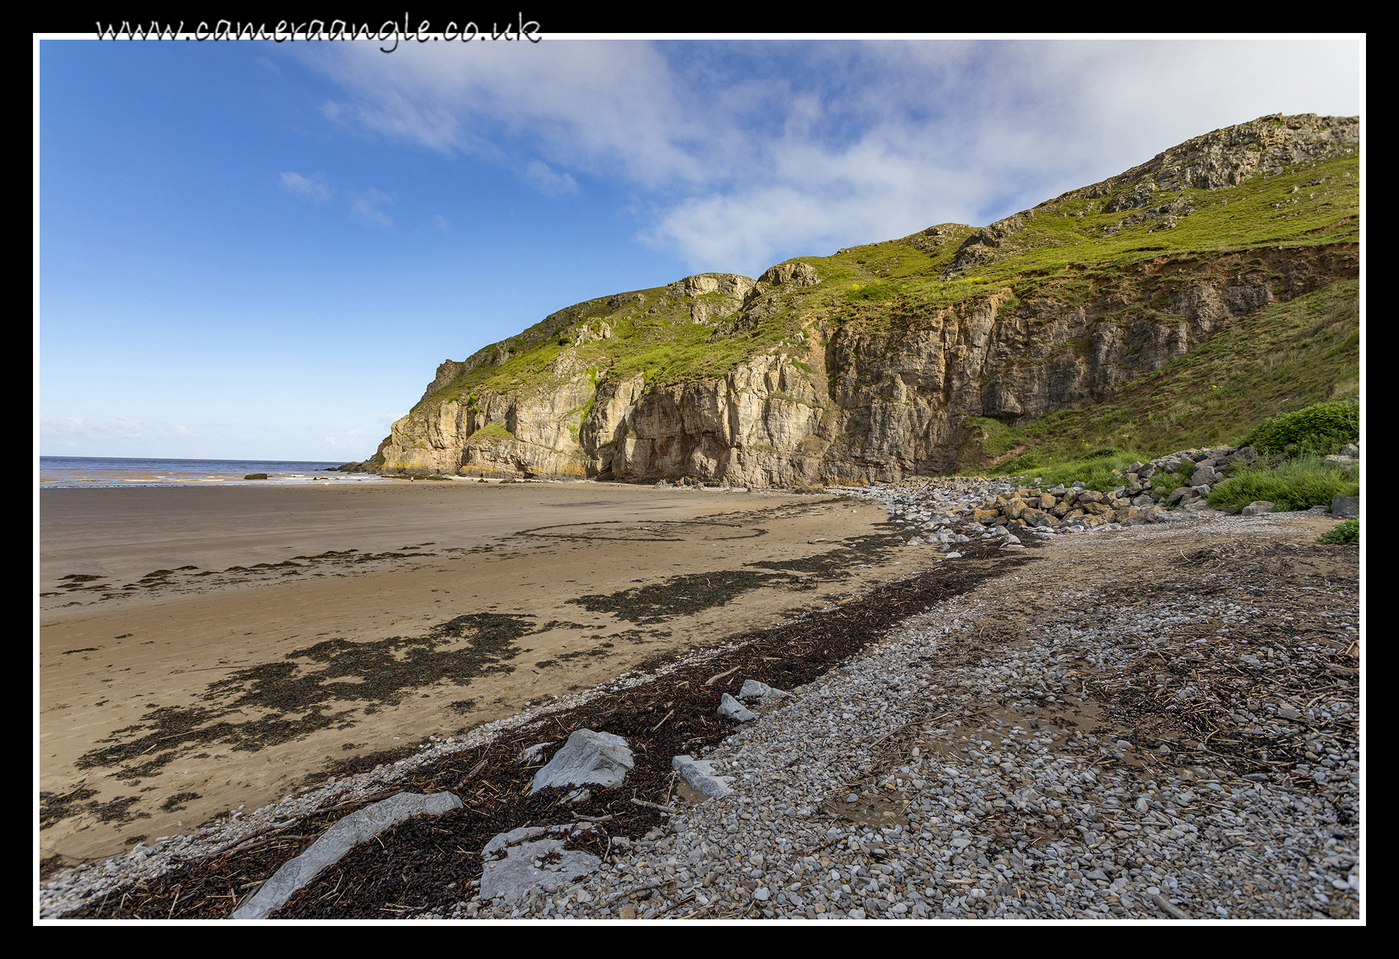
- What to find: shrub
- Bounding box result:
[1317,518,1359,544]
[1242,400,1359,457]
[1207,455,1359,512]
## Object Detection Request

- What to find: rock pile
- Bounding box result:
[832,442,1358,546]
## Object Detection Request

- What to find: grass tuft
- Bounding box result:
[1207,455,1359,512]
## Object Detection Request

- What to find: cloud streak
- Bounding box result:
[295,36,1361,274]
[279,170,333,204]
[348,186,395,227]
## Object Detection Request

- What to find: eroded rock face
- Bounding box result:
[378,246,1353,487]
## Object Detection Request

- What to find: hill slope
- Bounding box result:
[361,114,1359,486]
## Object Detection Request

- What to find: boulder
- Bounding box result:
[480,824,601,906]
[530,729,633,795]
[1330,493,1359,517]
[672,754,735,798]
[718,693,758,722]
[738,679,793,701]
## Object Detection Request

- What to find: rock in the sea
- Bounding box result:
[530,729,633,795]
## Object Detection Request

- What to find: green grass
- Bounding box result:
[466,422,516,445]
[960,280,1359,475]
[1242,399,1360,456]
[1206,455,1359,512]
[1007,451,1144,493]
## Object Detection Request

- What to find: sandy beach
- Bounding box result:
[39,479,920,869]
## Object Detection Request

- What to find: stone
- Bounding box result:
[719,693,759,722]
[738,679,793,701]
[519,742,552,764]
[480,824,601,906]
[1330,494,1359,517]
[530,729,633,795]
[231,791,462,920]
[672,754,735,798]
[1241,501,1275,516]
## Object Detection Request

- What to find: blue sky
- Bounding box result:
[37,34,1363,461]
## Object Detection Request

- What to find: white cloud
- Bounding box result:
[40,415,146,440]
[523,159,579,197]
[434,213,449,231]
[349,186,395,227]
[294,36,1361,272]
[279,170,333,204]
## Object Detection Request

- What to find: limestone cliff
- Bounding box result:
[366,114,1359,486]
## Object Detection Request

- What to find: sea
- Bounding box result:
[38,456,392,489]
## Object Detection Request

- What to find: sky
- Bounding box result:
[36,33,1364,462]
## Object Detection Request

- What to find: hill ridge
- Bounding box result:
[357,113,1359,486]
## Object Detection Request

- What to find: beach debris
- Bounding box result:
[231,791,462,920]
[519,742,553,764]
[671,754,734,799]
[717,693,758,722]
[530,729,633,795]
[479,823,601,906]
[737,679,793,701]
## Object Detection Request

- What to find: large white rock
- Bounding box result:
[479,824,601,906]
[231,791,462,920]
[530,729,633,795]
[672,754,734,798]
[738,679,793,701]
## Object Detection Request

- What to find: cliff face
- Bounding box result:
[373,114,1359,485]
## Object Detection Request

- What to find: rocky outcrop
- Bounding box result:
[376,245,1353,486]
[1078,113,1358,199]
[363,115,1359,488]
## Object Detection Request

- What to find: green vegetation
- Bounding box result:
[1008,450,1141,493]
[1242,399,1359,456]
[1318,517,1359,544]
[962,281,1359,476]
[466,422,516,446]
[1207,455,1359,512]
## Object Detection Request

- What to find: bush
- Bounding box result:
[1317,518,1359,544]
[1207,455,1359,512]
[1242,400,1359,457]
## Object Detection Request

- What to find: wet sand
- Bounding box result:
[39,480,922,869]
